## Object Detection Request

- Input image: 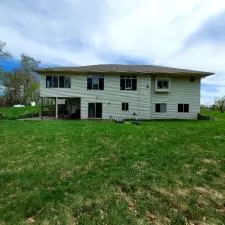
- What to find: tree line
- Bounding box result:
[201,97,225,113]
[0,41,40,106]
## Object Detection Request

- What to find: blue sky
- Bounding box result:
[0,0,225,104]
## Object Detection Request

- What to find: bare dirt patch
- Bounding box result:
[60,170,73,180]
[59,161,95,180]
[157,188,175,198]
[99,154,118,162]
[71,217,78,225]
[132,161,149,170]
[201,158,217,165]
[27,217,35,224]
[116,186,171,225]
[116,186,138,216]
[194,187,224,200]
[176,188,191,197]
[156,187,191,198]
[196,168,208,175]
[145,211,170,225]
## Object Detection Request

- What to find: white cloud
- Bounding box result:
[201,73,225,105]
[0,26,104,65]
[0,0,225,103]
[201,85,225,105]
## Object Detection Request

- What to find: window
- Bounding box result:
[88,103,102,118]
[122,103,129,111]
[52,76,58,88]
[178,104,189,113]
[155,103,167,113]
[46,76,52,88]
[157,80,169,89]
[64,76,71,88]
[155,78,170,92]
[120,76,137,90]
[59,76,65,88]
[87,76,104,90]
[46,75,71,88]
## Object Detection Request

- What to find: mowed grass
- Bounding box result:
[0,106,40,120]
[0,111,225,225]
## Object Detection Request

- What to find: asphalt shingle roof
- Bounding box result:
[34,64,214,76]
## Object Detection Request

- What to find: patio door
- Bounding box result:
[88,103,102,118]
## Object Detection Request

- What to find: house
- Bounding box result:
[35,64,213,120]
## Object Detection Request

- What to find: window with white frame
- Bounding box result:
[46,75,71,88]
[87,75,104,90]
[120,76,137,90]
[155,78,170,92]
[155,103,167,113]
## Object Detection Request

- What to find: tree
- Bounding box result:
[0,41,41,106]
[214,96,225,112]
[2,72,23,105]
[0,41,12,101]
[0,41,12,59]
[17,54,41,104]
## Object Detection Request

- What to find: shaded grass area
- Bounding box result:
[0,111,225,224]
[0,106,40,120]
[201,109,225,120]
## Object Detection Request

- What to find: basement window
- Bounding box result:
[122,103,129,111]
[178,104,189,113]
[155,103,167,113]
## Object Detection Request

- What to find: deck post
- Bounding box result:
[55,97,58,119]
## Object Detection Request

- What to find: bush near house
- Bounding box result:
[0,110,224,224]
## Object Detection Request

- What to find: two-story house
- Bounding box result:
[35,64,213,120]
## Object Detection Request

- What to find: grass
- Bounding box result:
[0,106,40,120]
[0,110,225,224]
[201,109,225,120]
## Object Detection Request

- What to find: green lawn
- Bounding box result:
[0,106,40,120]
[0,110,225,225]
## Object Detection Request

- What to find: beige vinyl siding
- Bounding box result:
[151,76,200,119]
[40,74,151,119]
[40,74,200,120]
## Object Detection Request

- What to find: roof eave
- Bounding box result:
[33,69,214,77]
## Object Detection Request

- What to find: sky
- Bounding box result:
[0,0,225,104]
